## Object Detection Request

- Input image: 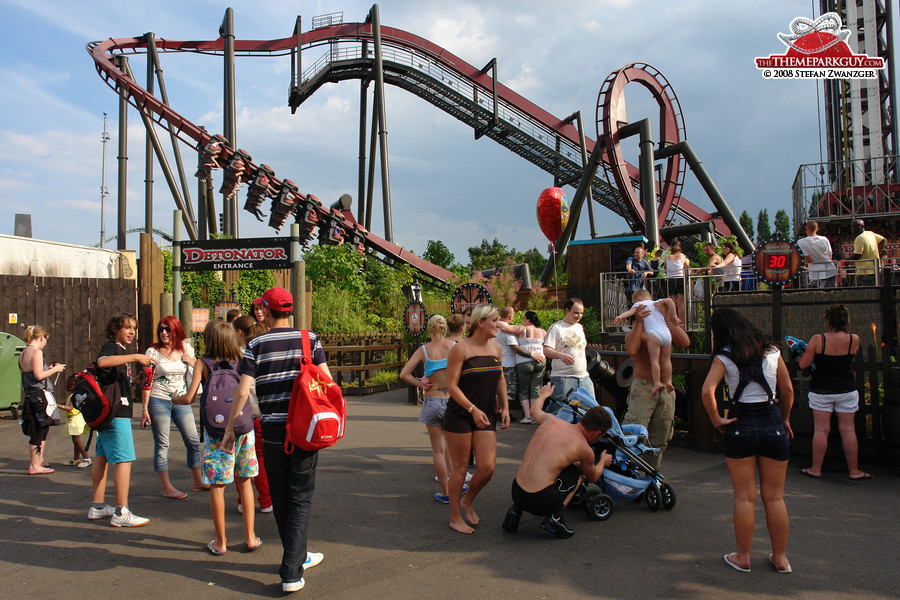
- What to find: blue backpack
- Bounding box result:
[200,358,254,439]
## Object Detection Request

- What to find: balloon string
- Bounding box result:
[552,245,560,314]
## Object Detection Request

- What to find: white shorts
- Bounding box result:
[808,390,859,414]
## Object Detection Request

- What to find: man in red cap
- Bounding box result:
[222,287,331,593]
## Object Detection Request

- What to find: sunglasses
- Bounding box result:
[158,325,171,333]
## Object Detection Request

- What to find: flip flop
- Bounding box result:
[207,541,226,556]
[28,467,54,475]
[246,537,263,552]
[768,553,792,574]
[724,553,750,573]
[163,490,188,500]
[848,473,873,481]
[800,468,821,479]
[193,485,211,492]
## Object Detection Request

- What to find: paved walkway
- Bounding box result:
[0,389,896,599]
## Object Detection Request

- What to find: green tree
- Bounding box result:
[468,238,510,271]
[756,209,772,244]
[422,240,456,270]
[739,211,754,243]
[303,245,367,295]
[774,209,792,239]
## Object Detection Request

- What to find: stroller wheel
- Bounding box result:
[644,485,661,512]
[583,492,614,521]
[661,483,676,510]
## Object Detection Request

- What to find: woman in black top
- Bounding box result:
[20,325,66,474]
[798,304,870,480]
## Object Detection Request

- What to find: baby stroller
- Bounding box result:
[564,388,676,521]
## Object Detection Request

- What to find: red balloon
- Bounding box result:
[536,187,570,242]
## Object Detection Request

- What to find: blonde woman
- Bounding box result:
[444,304,510,534]
[20,325,65,474]
[400,315,457,502]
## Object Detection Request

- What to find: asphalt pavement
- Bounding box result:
[0,388,897,599]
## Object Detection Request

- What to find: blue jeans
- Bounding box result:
[547,375,592,414]
[148,396,201,472]
[263,439,318,584]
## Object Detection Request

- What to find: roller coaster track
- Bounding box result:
[87,19,720,287]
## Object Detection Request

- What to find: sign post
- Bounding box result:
[751,236,804,343]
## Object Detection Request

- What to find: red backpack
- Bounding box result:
[284,330,346,453]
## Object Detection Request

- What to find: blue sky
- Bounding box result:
[0,0,893,264]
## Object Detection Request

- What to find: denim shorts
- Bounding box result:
[721,401,790,461]
[418,396,448,426]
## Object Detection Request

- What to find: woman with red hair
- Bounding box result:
[141,316,205,498]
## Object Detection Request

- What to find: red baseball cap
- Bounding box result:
[252,296,264,306]
[262,287,293,311]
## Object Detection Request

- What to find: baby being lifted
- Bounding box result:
[614,290,681,397]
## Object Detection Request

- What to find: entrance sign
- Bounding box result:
[450,283,492,317]
[752,238,803,287]
[181,237,291,272]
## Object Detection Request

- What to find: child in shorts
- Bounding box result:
[615,290,680,396]
[174,320,260,556]
[87,313,156,527]
[59,375,91,468]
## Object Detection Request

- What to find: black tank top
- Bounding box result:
[809,334,857,394]
[458,355,502,414]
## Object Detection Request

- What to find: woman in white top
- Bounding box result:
[141,316,204,498]
[512,311,546,424]
[665,240,691,323]
[720,242,742,292]
[701,308,794,574]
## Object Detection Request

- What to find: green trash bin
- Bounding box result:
[0,332,26,419]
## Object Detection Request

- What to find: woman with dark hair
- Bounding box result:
[664,240,691,322]
[798,304,870,480]
[141,315,204,498]
[513,311,546,424]
[701,308,794,574]
[20,325,65,474]
[720,242,742,292]
[444,304,510,534]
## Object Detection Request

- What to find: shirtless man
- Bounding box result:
[622,300,690,470]
[502,383,612,538]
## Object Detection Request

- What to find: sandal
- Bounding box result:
[207,541,226,556]
[163,490,188,500]
[246,537,263,552]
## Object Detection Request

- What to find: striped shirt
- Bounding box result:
[238,327,327,440]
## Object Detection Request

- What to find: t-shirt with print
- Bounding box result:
[238,327,327,442]
[145,344,195,399]
[543,320,588,378]
[96,340,136,419]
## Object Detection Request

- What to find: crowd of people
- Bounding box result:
[18,276,874,583]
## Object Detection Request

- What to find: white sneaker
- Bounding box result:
[261,505,273,513]
[282,579,305,593]
[237,504,244,514]
[304,552,324,569]
[87,504,115,520]
[520,417,535,424]
[110,506,149,528]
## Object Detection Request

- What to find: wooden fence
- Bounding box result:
[319,333,404,386]
[0,275,137,403]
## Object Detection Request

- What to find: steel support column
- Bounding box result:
[539,140,606,286]
[115,55,129,251]
[144,33,155,235]
[358,74,369,223]
[369,4,393,242]
[122,62,198,240]
[655,141,754,254]
[221,8,237,237]
[618,119,658,246]
[564,110,598,240]
[147,34,196,231]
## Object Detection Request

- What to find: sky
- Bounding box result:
[0,0,895,265]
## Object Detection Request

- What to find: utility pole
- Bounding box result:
[100,112,110,248]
